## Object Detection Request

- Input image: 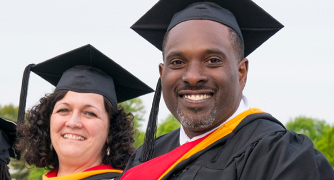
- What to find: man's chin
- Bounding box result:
[181,119,214,130]
[177,107,217,131]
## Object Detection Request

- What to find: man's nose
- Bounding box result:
[182,61,207,86]
[65,112,83,128]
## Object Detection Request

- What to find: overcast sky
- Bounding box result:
[1,0,333,128]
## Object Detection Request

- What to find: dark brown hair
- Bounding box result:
[16,90,135,170]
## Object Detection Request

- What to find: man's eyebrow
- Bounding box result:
[164,51,185,61]
[204,49,227,58]
[164,49,228,61]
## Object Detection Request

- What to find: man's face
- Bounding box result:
[160,20,248,138]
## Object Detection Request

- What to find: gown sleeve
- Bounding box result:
[238,130,334,180]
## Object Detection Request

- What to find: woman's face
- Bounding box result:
[50,91,109,166]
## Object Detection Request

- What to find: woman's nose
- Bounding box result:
[65,112,83,128]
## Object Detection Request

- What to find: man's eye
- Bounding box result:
[170,60,183,65]
[208,58,221,63]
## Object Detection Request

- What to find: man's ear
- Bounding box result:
[238,58,248,89]
[159,63,164,78]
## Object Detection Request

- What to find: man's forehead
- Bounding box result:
[164,21,234,60]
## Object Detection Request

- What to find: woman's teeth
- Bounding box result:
[63,134,85,140]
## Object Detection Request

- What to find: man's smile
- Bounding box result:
[178,89,214,102]
[183,94,212,101]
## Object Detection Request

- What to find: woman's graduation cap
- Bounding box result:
[17,44,154,126]
[132,0,284,162]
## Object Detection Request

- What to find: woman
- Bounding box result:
[16,44,153,179]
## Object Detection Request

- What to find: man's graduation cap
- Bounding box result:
[17,44,153,126]
[131,0,283,57]
[132,0,284,162]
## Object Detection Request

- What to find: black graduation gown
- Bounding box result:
[124,113,334,180]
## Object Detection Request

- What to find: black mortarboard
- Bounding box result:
[0,117,19,164]
[131,0,283,57]
[17,44,153,126]
[133,0,283,162]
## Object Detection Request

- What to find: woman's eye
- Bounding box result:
[85,111,97,117]
[57,109,68,113]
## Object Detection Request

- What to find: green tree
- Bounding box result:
[286,116,330,144]
[120,98,146,130]
[316,126,334,167]
[133,131,146,148]
[0,104,18,120]
[28,167,49,180]
[133,114,181,148]
[10,159,29,180]
[119,98,147,148]
[157,114,180,137]
[286,116,334,168]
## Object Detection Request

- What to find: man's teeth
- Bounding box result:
[63,134,85,140]
[184,94,212,100]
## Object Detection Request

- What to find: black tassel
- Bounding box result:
[139,78,161,162]
[17,64,34,127]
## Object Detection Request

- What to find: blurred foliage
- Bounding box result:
[0,104,18,121]
[120,98,146,148]
[9,158,30,180]
[156,114,180,137]
[133,131,145,148]
[286,116,334,167]
[132,114,180,148]
[134,114,180,148]
[286,116,330,144]
[316,126,334,166]
[28,167,49,180]
[120,98,146,130]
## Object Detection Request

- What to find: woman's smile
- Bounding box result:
[62,133,86,141]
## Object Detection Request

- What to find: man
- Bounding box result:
[122,0,334,179]
[0,116,19,180]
